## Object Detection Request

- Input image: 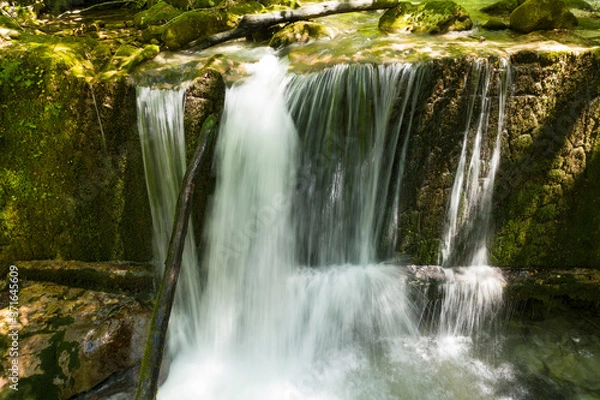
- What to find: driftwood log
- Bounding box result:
[136,119,216,400]
[188,0,402,49]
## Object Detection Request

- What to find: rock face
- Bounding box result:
[0,281,151,399]
[269,21,330,48]
[509,0,578,33]
[397,51,600,269]
[379,0,473,34]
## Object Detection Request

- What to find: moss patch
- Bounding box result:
[379,0,473,34]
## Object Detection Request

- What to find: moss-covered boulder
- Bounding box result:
[564,0,594,11]
[379,0,473,34]
[100,44,160,80]
[509,0,578,33]
[0,281,150,399]
[481,0,525,16]
[483,17,509,30]
[161,10,236,49]
[133,1,183,30]
[269,21,330,48]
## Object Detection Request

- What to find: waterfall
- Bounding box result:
[288,63,424,265]
[136,87,203,353]
[437,58,511,336]
[137,56,515,400]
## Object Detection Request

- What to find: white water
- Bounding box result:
[136,87,203,353]
[137,56,516,400]
[437,59,511,336]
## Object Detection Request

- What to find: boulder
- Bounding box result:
[0,282,150,399]
[161,10,236,49]
[509,0,578,33]
[269,21,330,48]
[379,0,473,34]
[481,0,525,16]
[564,0,594,11]
[133,1,183,30]
[483,17,509,30]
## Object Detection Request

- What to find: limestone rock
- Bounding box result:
[379,0,473,34]
[0,282,151,399]
[161,10,236,49]
[133,1,183,30]
[509,0,578,33]
[269,21,330,48]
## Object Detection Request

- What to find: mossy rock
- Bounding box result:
[225,0,265,15]
[483,17,509,30]
[100,44,160,79]
[133,1,183,29]
[194,0,223,8]
[509,0,578,33]
[269,21,330,48]
[164,0,192,9]
[480,0,525,16]
[0,15,20,30]
[161,9,236,49]
[379,0,473,34]
[142,24,165,43]
[564,0,594,11]
[0,282,150,398]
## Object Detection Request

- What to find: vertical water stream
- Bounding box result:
[138,56,515,400]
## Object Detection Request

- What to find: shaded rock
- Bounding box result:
[14,260,155,295]
[0,282,151,399]
[269,21,330,48]
[564,0,594,11]
[164,0,191,9]
[194,0,224,8]
[483,17,509,30]
[142,24,165,43]
[379,0,473,34]
[161,10,236,49]
[510,0,578,33]
[133,1,183,30]
[481,0,525,16]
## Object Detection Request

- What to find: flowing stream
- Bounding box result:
[134,56,557,399]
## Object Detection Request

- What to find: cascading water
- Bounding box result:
[138,56,517,400]
[136,87,203,352]
[437,59,511,337]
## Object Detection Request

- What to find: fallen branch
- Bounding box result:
[136,117,217,400]
[188,0,401,49]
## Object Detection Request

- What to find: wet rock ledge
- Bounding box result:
[0,261,154,400]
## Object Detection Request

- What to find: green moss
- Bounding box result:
[379,1,473,34]
[269,21,330,48]
[161,10,235,49]
[509,0,578,33]
[133,1,183,29]
[0,42,152,268]
[15,330,79,400]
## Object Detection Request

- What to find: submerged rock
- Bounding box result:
[269,21,330,48]
[379,0,473,34]
[509,0,578,33]
[161,10,236,49]
[0,282,150,399]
